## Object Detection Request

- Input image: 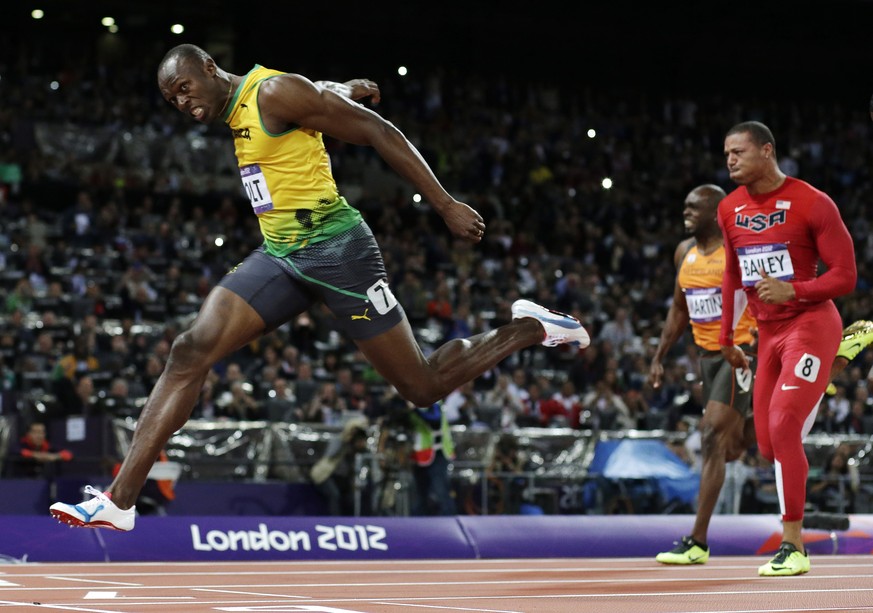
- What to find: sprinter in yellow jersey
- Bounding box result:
[48,44,591,530]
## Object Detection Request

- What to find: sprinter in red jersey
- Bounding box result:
[718,121,857,576]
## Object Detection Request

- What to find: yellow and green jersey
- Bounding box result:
[223,65,362,256]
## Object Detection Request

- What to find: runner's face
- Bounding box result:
[724,132,769,186]
[158,58,220,123]
[683,192,704,234]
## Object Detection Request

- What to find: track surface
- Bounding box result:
[2,557,873,612]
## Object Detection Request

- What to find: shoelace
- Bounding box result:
[83,485,109,502]
[771,545,795,565]
[674,537,696,552]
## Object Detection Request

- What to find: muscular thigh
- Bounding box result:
[280,221,404,340]
[218,248,315,332]
[758,304,842,436]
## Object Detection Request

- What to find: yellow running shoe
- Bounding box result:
[758,542,810,576]
[825,383,837,396]
[837,320,873,362]
[655,535,709,565]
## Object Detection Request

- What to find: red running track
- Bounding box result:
[1,557,873,612]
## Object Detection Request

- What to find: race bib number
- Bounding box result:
[737,243,794,287]
[366,279,398,315]
[684,287,722,323]
[794,353,821,383]
[735,367,752,393]
[240,164,274,214]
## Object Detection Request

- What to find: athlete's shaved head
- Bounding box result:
[726,121,776,154]
[159,44,211,74]
[683,183,725,239]
[690,184,727,211]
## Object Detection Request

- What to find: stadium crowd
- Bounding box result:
[2,37,873,472]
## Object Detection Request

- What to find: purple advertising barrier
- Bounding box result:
[97,516,476,562]
[0,517,107,563]
[4,514,872,562]
[0,480,50,515]
[460,514,873,559]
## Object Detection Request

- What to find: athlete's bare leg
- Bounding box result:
[690,400,748,544]
[108,288,266,508]
[782,519,804,552]
[355,315,545,408]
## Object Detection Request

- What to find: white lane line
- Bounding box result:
[0,600,124,613]
[213,607,371,612]
[4,574,873,592]
[83,591,193,601]
[377,602,522,613]
[20,596,873,613]
[6,562,872,579]
[310,586,873,603]
[49,577,141,587]
[194,589,310,599]
[681,608,873,613]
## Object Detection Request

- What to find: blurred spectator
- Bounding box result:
[21,331,58,375]
[216,381,263,421]
[101,334,135,382]
[6,278,34,314]
[444,301,474,341]
[313,351,340,382]
[97,377,137,418]
[426,279,454,337]
[394,270,429,327]
[136,354,166,394]
[482,373,524,430]
[826,384,852,430]
[278,345,301,380]
[517,381,547,427]
[441,381,480,426]
[737,448,780,514]
[597,307,635,358]
[9,422,72,478]
[540,380,582,428]
[293,361,319,408]
[302,381,347,425]
[408,401,456,516]
[59,374,98,417]
[193,372,220,419]
[582,378,635,431]
[845,400,872,434]
[263,377,297,421]
[118,262,159,321]
[310,417,371,516]
[486,433,535,514]
[63,190,97,249]
[808,446,858,514]
[52,334,100,383]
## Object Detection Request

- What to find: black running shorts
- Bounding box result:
[219,221,405,340]
[698,344,755,417]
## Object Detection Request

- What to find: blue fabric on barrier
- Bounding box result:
[588,439,699,507]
